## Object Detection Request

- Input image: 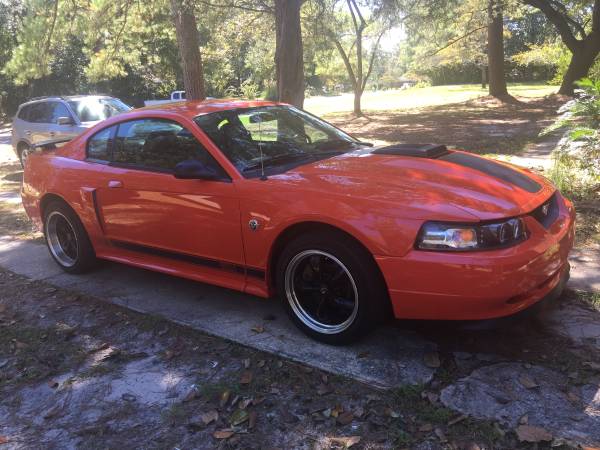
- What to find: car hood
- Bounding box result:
[274,148,555,221]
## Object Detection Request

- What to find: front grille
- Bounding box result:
[531,193,558,229]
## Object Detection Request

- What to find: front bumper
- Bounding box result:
[376,192,575,321]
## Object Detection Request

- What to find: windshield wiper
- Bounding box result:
[242,152,314,172]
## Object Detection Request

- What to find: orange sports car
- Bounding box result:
[21,100,575,344]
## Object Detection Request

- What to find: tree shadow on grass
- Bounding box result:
[329,96,563,155]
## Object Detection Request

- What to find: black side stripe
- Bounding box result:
[111,240,265,280]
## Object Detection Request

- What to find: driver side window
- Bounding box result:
[112,118,226,177]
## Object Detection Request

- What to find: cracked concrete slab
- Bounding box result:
[0,237,436,388]
[441,362,600,446]
[543,302,600,349]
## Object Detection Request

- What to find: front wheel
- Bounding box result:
[276,232,390,344]
[43,201,97,274]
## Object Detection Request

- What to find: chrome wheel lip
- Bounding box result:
[45,211,78,268]
[284,249,359,335]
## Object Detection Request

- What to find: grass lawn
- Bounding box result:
[304,83,558,116]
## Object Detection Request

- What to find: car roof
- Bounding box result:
[136,98,283,119]
[19,95,116,107]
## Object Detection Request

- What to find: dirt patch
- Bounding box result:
[326,96,562,155]
[2,269,600,449]
[0,161,40,241]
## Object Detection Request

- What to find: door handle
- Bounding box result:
[108,180,123,188]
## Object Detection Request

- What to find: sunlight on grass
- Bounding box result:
[304,83,557,116]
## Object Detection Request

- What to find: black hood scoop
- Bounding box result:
[373,143,449,158]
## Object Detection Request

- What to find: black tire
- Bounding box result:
[276,231,390,345]
[43,200,97,274]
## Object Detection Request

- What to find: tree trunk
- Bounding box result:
[353,87,362,116]
[559,34,600,95]
[274,0,304,108]
[487,0,508,97]
[481,65,487,89]
[170,0,205,101]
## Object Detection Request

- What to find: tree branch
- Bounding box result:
[330,33,357,88]
[361,30,385,92]
[522,0,581,51]
[427,25,487,57]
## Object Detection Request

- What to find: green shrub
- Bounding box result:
[545,78,600,200]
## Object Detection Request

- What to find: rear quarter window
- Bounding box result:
[17,105,31,122]
[87,126,116,161]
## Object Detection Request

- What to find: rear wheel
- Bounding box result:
[18,143,31,168]
[43,201,96,274]
[276,231,390,344]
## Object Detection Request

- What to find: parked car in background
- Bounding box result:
[21,100,575,344]
[144,90,186,107]
[11,95,131,167]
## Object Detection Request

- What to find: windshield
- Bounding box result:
[68,97,131,122]
[194,106,360,177]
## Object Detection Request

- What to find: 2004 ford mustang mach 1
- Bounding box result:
[22,100,575,344]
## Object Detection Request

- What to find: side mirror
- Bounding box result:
[56,116,74,126]
[173,159,218,180]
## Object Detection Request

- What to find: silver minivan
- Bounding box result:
[12,95,131,166]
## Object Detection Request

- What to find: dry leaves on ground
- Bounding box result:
[516,425,553,442]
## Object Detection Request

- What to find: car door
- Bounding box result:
[93,118,245,269]
[46,101,81,140]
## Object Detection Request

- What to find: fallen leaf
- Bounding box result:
[329,436,361,448]
[219,390,231,408]
[317,383,332,396]
[257,360,266,368]
[201,410,219,425]
[426,391,439,403]
[337,411,354,425]
[353,406,364,418]
[519,414,529,425]
[240,371,253,384]
[0,304,6,313]
[516,425,553,442]
[230,409,249,426]
[322,408,332,418]
[519,375,539,389]
[567,391,581,404]
[434,427,447,442]
[419,423,433,432]
[424,352,441,368]
[384,407,400,418]
[0,436,8,444]
[183,385,199,402]
[251,325,264,333]
[248,410,257,429]
[584,362,600,371]
[213,429,235,439]
[447,414,466,426]
[239,398,252,409]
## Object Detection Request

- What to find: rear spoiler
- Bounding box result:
[32,138,73,152]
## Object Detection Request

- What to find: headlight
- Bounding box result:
[416,218,527,251]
